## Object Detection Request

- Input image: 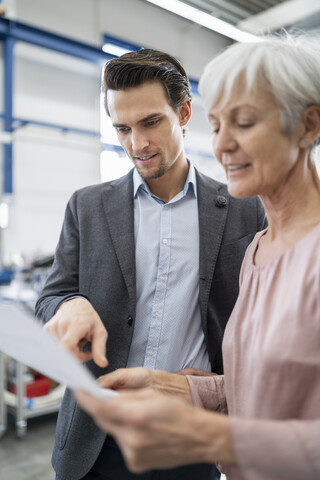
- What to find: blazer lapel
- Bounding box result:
[101,170,136,316]
[196,170,229,337]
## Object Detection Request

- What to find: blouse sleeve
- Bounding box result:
[186,375,227,414]
[229,417,320,480]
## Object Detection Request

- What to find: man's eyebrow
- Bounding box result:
[113,113,162,128]
[139,113,162,122]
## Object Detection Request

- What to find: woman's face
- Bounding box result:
[208,86,304,198]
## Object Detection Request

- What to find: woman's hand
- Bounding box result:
[75,388,235,473]
[98,367,192,404]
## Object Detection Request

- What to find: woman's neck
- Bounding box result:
[254,161,320,266]
[260,160,320,241]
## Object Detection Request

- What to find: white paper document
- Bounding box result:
[0,302,118,400]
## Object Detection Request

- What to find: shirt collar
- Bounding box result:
[133,160,197,199]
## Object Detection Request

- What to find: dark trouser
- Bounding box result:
[56,435,220,480]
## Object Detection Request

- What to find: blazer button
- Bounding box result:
[127,316,133,326]
[215,195,227,207]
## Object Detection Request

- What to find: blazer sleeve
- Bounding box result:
[35,191,89,323]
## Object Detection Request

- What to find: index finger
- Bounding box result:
[91,324,108,368]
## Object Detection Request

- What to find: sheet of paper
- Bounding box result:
[0,302,117,400]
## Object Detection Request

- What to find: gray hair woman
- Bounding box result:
[76,35,320,480]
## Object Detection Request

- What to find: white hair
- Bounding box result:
[199,33,320,147]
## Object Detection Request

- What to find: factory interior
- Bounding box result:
[0,1,320,479]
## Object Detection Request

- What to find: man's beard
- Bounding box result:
[134,158,172,181]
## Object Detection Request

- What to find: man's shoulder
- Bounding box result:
[195,168,266,230]
[195,168,224,189]
[71,169,134,201]
[196,168,258,207]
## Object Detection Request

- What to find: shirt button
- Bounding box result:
[162,238,168,244]
[148,349,154,356]
[163,205,169,210]
[159,275,165,281]
[155,312,160,317]
[127,315,133,326]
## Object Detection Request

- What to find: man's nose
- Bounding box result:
[131,130,149,152]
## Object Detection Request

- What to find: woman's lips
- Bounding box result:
[226,164,251,176]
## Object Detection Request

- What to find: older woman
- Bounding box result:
[76,35,320,480]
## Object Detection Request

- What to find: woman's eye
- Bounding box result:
[238,123,254,129]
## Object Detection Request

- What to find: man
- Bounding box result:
[35,49,266,480]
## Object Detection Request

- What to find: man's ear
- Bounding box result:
[179,101,192,126]
[300,104,320,145]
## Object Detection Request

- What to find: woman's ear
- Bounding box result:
[300,105,320,146]
[179,101,192,126]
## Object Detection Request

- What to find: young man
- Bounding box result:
[36,49,266,480]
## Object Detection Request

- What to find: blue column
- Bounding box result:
[3,36,14,194]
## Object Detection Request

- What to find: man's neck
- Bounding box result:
[146,159,189,203]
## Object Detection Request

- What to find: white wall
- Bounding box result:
[6,43,102,261]
[0,0,230,265]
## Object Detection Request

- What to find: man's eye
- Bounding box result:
[146,119,159,127]
[238,123,254,129]
[117,127,129,134]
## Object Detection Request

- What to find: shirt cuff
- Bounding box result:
[186,375,227,413]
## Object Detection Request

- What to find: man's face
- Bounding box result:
[106,81,190,181]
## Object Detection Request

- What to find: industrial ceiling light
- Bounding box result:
[145,0,261,42]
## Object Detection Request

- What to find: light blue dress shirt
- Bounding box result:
[126,163,211,373]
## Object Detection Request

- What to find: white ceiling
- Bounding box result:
[180,0,288,25]
[144,0,320,36]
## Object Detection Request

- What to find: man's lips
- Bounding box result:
[134,153,158,163]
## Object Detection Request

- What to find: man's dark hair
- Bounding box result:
[103,48,192,113]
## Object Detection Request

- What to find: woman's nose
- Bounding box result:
[213,127,237,157]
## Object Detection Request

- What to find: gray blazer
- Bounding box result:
[35,168,266,480]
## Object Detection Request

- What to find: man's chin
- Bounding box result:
[137,166,168,181]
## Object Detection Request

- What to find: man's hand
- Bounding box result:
[98,367,192,403]
[44,297,108,367]
[75,388,235,473]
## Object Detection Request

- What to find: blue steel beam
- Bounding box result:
[0,17,113,64]
[103,33,142,52]
[0,114,100,137]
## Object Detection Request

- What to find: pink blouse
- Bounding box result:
[188,224,320,480]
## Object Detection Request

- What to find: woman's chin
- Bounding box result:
[227,185,253,199]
